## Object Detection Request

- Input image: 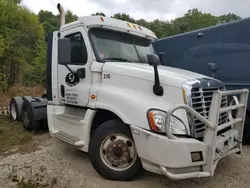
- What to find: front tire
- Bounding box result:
[89,119,142,181]
[243,111,250,145]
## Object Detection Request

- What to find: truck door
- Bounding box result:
[57,26,92,107]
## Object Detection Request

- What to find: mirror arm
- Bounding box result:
[153,66,164,96]
[154,66,160,85]
[65,64,77,74]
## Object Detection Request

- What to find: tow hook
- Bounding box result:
[234,138,241,144]
[216,148,224,156]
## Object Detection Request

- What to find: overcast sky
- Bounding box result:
[22,0,250,21]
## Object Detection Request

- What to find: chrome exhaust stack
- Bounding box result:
[57,3,65,28]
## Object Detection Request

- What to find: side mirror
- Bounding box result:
[147,53,164,96]
[158,52,165,65]
[147,53,161,67]
[58,38,71,65]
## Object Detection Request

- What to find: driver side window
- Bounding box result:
[65,32,88,65]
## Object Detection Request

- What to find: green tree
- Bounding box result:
[0,0,44,90]
[91,12,106,16]
[38,10,78,37]
[112,13,135,22]
[218,13,241,24]
[172,9,218,34]
[65,10,78,23]
[38,10,58,37]
[23,38,47,86]
[38,10,55,23]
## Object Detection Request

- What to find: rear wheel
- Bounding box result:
[22,103,40,132]
[9,97,23,122]
[89,119,142,181]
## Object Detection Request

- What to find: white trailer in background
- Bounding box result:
[9,3,249,181]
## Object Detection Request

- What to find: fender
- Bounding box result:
[95,80,188,130]
[22,96,48,121]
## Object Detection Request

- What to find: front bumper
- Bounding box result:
[131,89,248,180]
[131,125,240,180]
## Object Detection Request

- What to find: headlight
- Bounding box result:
[147,110,187,135]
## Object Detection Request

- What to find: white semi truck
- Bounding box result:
[9,3,249,181]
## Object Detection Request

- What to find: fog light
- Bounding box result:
[191,151,203,162]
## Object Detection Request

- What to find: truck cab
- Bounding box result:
[44,3,249,181]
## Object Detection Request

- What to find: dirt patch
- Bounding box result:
[1,119,250,188]
[0,84,45,106]
[0,135,250,188]
[18,133,50,155]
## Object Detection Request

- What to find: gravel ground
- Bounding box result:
[1,133,250,188]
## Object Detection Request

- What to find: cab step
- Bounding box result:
[51,131,84,147]
[55,113,85,123]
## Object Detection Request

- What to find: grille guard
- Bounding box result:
[164,89,248,140]
[162,89,249,178]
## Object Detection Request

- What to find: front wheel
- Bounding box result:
[89,119,142,181]
[243,111,250,145]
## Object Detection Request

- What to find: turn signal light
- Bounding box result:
[100,17,104,22]
[91,94,96,100]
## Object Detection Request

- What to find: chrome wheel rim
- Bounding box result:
[100,134,137,171]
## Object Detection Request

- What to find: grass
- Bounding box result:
[0,116,33,154]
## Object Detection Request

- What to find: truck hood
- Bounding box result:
[103,62,219,88]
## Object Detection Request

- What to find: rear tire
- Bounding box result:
[89,119,142,181]
[9,97,23,122]
[21,102,40,132]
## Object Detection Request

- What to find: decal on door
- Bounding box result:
[65,73,79,87]
[65,88,79,105]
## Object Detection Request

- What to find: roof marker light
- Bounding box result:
[100,17,104,22]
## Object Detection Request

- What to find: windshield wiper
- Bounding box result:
[102,57,131,62]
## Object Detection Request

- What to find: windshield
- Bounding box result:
[89,28,155,63]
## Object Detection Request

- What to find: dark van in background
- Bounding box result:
[153,17,250,143]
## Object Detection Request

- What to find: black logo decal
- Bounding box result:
[65,73,79,87]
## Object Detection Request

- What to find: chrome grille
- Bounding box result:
[190,87,228,138]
